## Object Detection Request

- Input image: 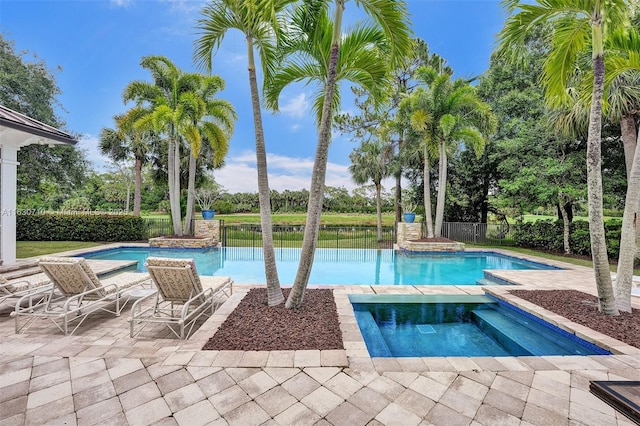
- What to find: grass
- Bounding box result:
[144,212,402,226]
[16,241,105,258]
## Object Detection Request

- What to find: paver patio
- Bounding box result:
[0,248,638,425]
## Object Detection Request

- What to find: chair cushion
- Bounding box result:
[39,256,103,296]
[2,273,50,293]
[146,257,204,302]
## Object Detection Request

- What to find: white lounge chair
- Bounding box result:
[12,256,150,335]
[0,272,51,311]
[129,257,233,339]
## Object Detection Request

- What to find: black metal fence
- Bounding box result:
[143,218,175,238]
[142,218,513,247]
[221,224,395,249]
[431,222,515,245]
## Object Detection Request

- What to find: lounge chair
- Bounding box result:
[129,257,233,339]
[12,256,150,335]
[0,272,51,311]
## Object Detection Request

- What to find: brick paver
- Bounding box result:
[1,249,639,425]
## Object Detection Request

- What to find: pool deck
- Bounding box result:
[1,246,639,425]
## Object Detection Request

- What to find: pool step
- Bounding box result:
[353,311,392,357]
[476,278,499,286]
[471,308,586,356]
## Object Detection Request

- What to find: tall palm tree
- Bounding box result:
[349,140,392,241]
[194,0,295,306]
[99,107,152,216]
[123,56,202,236]
[498,0,630,315]
[606,26,640,312]
[276,0,411,309]
[406,66,495,237]
[183,74,236,235]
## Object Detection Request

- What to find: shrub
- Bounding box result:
[17,214,146,242]
[513,219,624,260]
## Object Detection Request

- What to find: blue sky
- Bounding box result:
[1,0,506,193]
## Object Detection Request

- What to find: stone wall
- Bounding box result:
[396,222,465,252]
[396,223,421,248]
[194,219,220,242]
[149,219,220,249]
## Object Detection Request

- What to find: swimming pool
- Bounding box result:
[83,247,559,285]
[350,294,609,357]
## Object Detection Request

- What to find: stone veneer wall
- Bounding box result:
[396,222,465,252]
[396,223,422,248]
[194,219,220,242]
[149,219,220,249]
[401,240,465,252]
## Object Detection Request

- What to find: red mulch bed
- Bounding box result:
[202,287,638,352]
[509,289,640,349]
[202,288,343,351]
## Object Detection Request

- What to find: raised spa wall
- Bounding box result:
[396,222,465,252]
[149,220,220,249]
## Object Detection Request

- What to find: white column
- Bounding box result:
[0,146,19,265]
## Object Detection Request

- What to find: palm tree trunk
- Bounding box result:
[423,146,434,238]
[247,37,283,307]
[620,114,640,262]
[375,181,383,242]
[434,141,447,237]
[287,4,344,309]
[183,152,197,235]
[621,114,637,179]
[173,137,183,236]
[133,155,142,216]
[615,126,640,312]
[558,194,571,254]
[587,46,617,315]
[395,134,403,223]
[167,134,182,236]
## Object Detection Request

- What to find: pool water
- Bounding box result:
[351,294,609,357]
[83,247,559,285]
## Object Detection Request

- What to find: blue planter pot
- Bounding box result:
[403,212,416,223]
[201,209,215,220]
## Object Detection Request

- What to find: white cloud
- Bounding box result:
[279,93,308,119]
[76,134,110,172]
[213,150,358,194]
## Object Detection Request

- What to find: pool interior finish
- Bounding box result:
[350,294,610,358]
[82,247,560,286]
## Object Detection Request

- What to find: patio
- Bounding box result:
[1,248,639,425]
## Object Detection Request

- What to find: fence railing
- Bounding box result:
[142,218,512,247]
[433,222,515,245]
[143,218,175,239]
[222,224,395,249]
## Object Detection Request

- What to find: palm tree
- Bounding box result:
[99,108,152,216]
[273,0,411,309]
[606,26,640,312]
[406,66,495,237]
[123,56,202,236]
[194,0,295,306]
[498,0,630,315]
[349,140,392,241]
[183,74,236,235]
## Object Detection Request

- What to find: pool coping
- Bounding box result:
[7,243,640,372]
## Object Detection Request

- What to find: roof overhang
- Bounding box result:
[0,104,77,148]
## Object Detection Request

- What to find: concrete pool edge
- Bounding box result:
[484,288,640,356]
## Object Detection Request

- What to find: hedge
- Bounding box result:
[513,219,623,260]
[17,214,146,242]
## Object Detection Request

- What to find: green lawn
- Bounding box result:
[16,241,105,258]
[144,212,402,226]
